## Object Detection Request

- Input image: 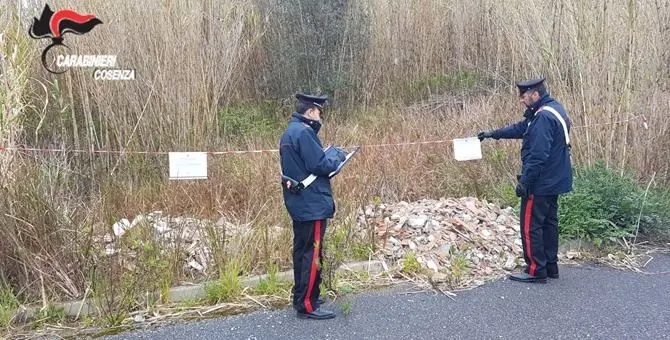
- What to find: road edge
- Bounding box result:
[11,260,386,320]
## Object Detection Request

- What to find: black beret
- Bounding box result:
[296,93,328,109]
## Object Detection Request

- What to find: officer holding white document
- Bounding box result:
[478,77,573,284]
[279,93,347,320]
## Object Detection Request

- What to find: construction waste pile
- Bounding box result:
[101,211,281,276]
[101,196,536,288]
[357,197,527,287]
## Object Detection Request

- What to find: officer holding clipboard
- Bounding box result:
[279,93,348,320]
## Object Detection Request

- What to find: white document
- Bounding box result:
[453,137,482,161]
[169,152,208,180]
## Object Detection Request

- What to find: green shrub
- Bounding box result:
[485,181,518,209]
[0,285,18,331]
[402,252,422,274]
[204,259,242,304]
[253,263,292,296]
[558,162,670,246]
[218,101,284,139]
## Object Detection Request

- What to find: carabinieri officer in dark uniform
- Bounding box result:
[279,93,346,319]
[478,77,573,283]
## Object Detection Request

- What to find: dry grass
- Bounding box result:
[0,0,668,329]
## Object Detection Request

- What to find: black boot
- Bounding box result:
[509,272,547,284]
[546,263,559,279]
[297,307,336,320]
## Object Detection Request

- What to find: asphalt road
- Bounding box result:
[107,255,670,340]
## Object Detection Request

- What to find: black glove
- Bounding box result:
[335,147,347,162]
[515,181,530,198]
[478,131,494,141]
[338,150,347,162]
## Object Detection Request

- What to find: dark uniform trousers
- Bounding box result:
[520,194,559,278]
[292,219,326,313]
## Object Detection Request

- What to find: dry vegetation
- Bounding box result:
[0,0,669,331]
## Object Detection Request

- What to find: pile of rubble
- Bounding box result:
[358,197,525,284]
[99,196,528,285]
[99,211,278,276]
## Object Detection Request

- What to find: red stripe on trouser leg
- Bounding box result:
[523,196,537,276]
[304,220,321,313]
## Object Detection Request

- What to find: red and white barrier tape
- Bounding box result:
[0,146,282,155]
[0,115,646,156]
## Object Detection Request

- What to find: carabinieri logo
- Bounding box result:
[28,4,135,80]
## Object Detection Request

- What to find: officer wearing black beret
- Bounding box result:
[279,93,346,319]
[478,77,573,283]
